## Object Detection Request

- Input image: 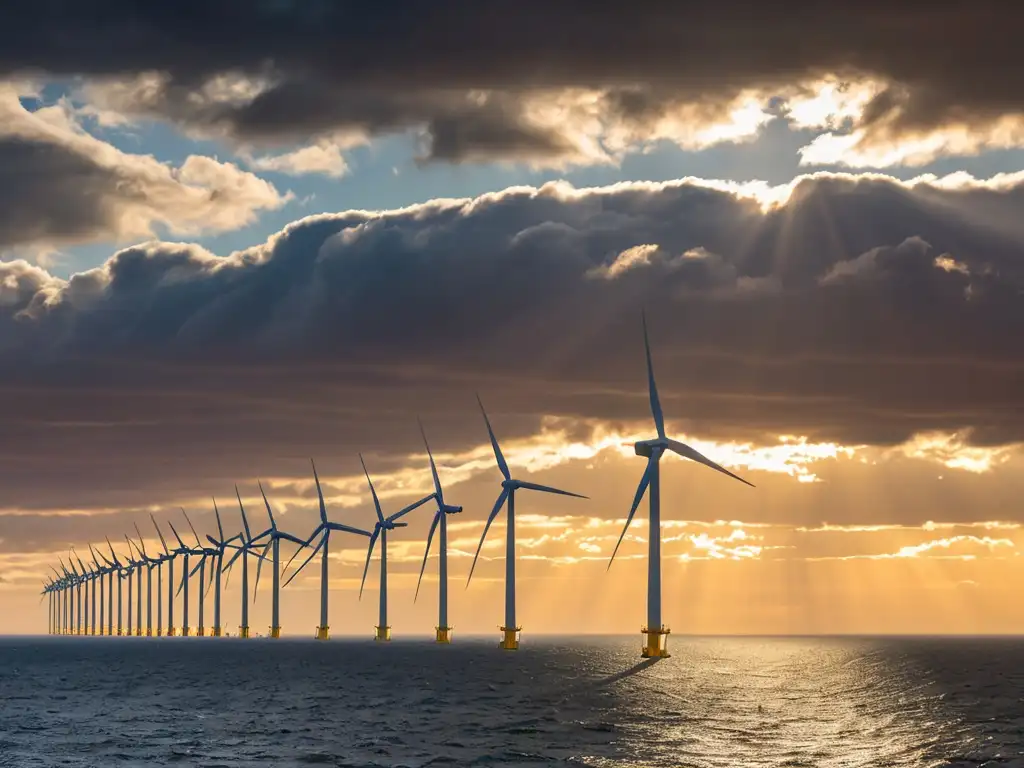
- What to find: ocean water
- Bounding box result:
[1,636,1023,767]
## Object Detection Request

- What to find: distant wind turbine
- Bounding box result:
[223,486,266,638]
[253,482,306,639]
[204,497,239,637]
[284,460,372,640]
[467,395,587,650]
[608,313,754,658]
[413,421,463,643]
[358,454,434,641]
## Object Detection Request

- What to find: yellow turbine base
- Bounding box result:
[182,626,191,637]
[436,626,452,643]
[270,626,281,639]
[116,629,123,636]
[374,625,391,641]
[499,626,521,650]
[641,625,672,658]
[315,626,329,640]
[155,629,162,637]
[145,629,152,637]
[197,628,206,637]
[211,627,222,637]
[239,626,250,639]
[167,627,177,637]
[135,629,142,637]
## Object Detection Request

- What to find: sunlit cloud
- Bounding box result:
[806,535,1016,562]
[890,431,1020,474]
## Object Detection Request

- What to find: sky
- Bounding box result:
[3,1,1024,637]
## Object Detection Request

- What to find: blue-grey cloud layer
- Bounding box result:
[1,172,1022,508]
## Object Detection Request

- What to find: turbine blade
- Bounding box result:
[311,459,329,525]
[665,438,755,488]
[608,459,653,569]
[419,419,444,501]
[642,311,666,439]
[175,563,186,598]
[359,454,386,524]
[168,520,186,549]
[325,522,372,537]
[188,557,204,578]
[253,540,272,600]
[236,485,252,541]
[133,523,149,557]
[359,527,381,600]
[516,480,588,499]
[284,525,323,572]
[151,515,170,554]
[182,509,201,547]
[388,494,434,523]
[414,511,441,603]
[466,487,509,587]
[224,545,244,571]
[258,481,276,530]
[476,393,510,481]
[283,535,326,589]
[213,497,225,541]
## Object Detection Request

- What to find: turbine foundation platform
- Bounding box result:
[315,626,330,640]
[211,626,221,637]
[435,626,453,643]
[641,625,671,658]
[238,625,250,639]
[155,629,162,637]
[374,625,391,641]
[197,628,206,637]
[182,626,191,637]
[134,629,142,637]
[167,627,177,637]
[269,626,281,639]
[116,629,123,636]
[499,626,521,650]
[145,629,152,637]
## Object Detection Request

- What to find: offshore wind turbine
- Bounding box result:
[358,454,434,641]
[151,516,173,636]
[608,313,754,658]
[72,549,91,635]
[168,512,202,636]
[95,541,117,635]
[88,545,107,635]
[204,498,238,637]
[284,460,372,640]
[104,538,123,635]
[127,534,145,636]
[413,421,463,643]
[253,482,306,638]
[132,524,160,636]
[467,395,588,650]
[223,487,266,638]
[173,510,207,636]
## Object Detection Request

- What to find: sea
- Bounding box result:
[0,635,1022,767]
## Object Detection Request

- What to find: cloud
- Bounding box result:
[0,169,1023,508]
[0,4,1019,168]
[0,83,289,253]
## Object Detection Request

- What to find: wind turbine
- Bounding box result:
[358,454,434,641]
[104,538,124,635]
[608,313,754,658]
[150,515,173,636]
[413,421,463,643]
[131,523,161,637]
[467,395,588,650]
[223,486,266,638]
[58,558,75,635]
[95,541,117,636]
[252,482,306,638]
[126,533,147,636]
[168,511,202,636]
[72,549,91,635]
[120,538,138,635]
[88,544,108,635]
[204,497,238,637]
[283,460,373,640]
[173,510,207,636]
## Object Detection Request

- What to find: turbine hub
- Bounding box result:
[501,479,518,490]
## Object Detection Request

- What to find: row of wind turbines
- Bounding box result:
[40,316,754,657]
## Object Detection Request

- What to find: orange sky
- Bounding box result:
[11,420,1024,638]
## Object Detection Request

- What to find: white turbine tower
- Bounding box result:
[467,395,587,650]
[609,313,754,658]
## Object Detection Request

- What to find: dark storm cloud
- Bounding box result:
[0,1,1019,163]
[1,171,1023,509]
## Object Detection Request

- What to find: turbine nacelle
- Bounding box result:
[442,503,463,515]
[634,439,668,458]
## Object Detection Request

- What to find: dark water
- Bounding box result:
[1,636,1023,767]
